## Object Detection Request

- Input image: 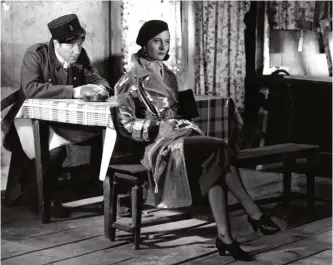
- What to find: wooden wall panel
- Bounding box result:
[1,1,110,90]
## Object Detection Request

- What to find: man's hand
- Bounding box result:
[73,84,109,102]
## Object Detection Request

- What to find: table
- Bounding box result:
[13,98,119,223]
[14,98,119,182]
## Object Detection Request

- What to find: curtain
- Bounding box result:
[120,0,186,88]
[267,1,331,30]
[194,1,250,110]
[320,19,332,76]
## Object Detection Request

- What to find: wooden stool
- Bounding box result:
[103,164,148,249]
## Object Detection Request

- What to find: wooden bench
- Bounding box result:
[235,143,319,209]
[104,142,320,249]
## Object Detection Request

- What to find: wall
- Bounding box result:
[1,1,110,89]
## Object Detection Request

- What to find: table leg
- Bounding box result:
[99,127,117,181]
[32,119,51,223]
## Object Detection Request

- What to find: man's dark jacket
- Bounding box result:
[2,39,111,151]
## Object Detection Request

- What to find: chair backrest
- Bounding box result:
[1,89,21,111]
[110,107,136,140]
[109,107,145,164]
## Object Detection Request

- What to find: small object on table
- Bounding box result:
[81,84,110,102]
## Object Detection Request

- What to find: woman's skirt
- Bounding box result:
[183,135,232,205]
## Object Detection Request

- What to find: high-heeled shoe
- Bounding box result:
[248,213,280,235]
[215,237,253,261]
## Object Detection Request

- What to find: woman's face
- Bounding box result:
[146,30,170,61]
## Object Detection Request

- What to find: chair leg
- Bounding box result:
[104,174,117,240]
[306,156,315,212]
[110,174,118,241]
[283,158,293,208]
[131,183,143,250]
[4,148,24,205]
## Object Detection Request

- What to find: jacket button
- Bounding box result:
[48,79,52,82]
[74,77,76,80]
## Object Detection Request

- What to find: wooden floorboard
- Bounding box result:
[183,217,332,265]
[2,219,213,265]
[1,209,185,261]
[1,238,126,265]
[1,172,331,265]
[248,231,332,265]
[1,224,105,259]
[288,249,332,265]
[2,210,331,265]
[1,210,104,241]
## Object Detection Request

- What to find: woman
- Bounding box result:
[114,20,280,261]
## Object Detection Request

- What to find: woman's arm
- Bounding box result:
[115,75,159,142]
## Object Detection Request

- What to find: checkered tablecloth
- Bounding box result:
[15,96,243,144]
[194,96,243,148]
[15,98,119,128]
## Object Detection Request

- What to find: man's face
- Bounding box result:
[54,38,84,64]
[146,30,170,61]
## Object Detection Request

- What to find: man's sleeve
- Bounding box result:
[81,49,114,95]
[20,50,74,99]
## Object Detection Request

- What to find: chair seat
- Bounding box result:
[109,164,147,174]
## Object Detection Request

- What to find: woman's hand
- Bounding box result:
[166,118,178,128]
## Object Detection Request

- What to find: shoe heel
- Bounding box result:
[215,237,253,261]
[215,238,226,256]
[248,214,280,235]
[247,217,258,232]
[218,248,226,256]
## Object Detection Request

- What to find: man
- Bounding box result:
[2,14,112,217]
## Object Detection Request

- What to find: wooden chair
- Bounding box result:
[104,89,200,249]
[104,107,148,249]
[1,88,27,205]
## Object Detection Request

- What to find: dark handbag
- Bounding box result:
[177,89,199,120]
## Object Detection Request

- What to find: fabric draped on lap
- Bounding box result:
[183,136,231,204]
[141,120,203,208]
